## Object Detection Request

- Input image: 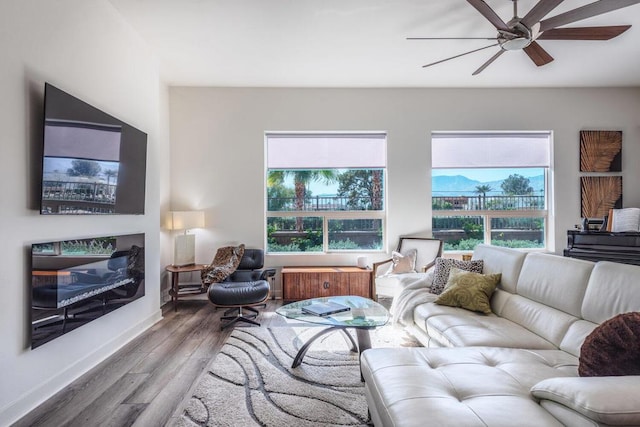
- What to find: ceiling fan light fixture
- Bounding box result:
[500,37,532,50]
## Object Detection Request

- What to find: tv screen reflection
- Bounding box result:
[41,120,122,214]
[31,233,145,349]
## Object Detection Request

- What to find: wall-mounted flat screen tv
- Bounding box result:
[40,83,147,214]
[31,233,145,348]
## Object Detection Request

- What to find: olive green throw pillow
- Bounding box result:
[434,268,501,314]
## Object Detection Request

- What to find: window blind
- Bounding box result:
[267,133,386,169]
[44,120,122,161]
[432,132,551,169]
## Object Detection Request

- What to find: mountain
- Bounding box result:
[432,174,544,196]
[432,175,481,195]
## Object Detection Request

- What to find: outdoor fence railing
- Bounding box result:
[432,195,545,211]
[268,196,382,211]
[42,180,117,205]
[267,194,543,212]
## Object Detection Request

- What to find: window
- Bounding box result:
[431,132,551,252]
[266,133,386,253]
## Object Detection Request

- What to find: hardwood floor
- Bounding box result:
[13,295,286,427]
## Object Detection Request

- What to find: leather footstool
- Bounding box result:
[208,280,270,330]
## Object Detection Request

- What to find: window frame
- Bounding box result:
[265,132,387,254]
[431,131,552,253]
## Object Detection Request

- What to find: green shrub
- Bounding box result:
[328,239,361,250]
[491,239,544,249]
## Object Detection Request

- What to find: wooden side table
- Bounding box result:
[281,266,373,301]
[166,264,208,311]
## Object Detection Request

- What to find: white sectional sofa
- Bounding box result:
[361,244,640,427]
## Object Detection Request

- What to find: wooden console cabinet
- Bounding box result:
[281,266,373,301]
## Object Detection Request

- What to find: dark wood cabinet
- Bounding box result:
[281,266,373,301]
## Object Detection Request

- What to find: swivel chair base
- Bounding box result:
[209,281,270,330]
[220,306,261,330]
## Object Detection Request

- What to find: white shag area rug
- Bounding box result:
[176,325,417,427]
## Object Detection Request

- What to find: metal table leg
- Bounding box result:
[291,326,357,368]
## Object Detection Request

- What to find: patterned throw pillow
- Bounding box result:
[430,258,484,294]
[434,268,501,314]
[579,312,640,377]
[387,249,417,274]
[201,244,245,285]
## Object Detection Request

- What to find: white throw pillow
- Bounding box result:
[387,249,417,275]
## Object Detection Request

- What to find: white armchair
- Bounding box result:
[372,237,443,300]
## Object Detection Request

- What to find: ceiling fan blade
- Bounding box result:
[422,43,500,68]
[523,41,554,66]
[472,50,505,75]
[537,25,631,40]
[540,0,640,32]
[521,0,565,27]
[467,0,510,31]
[408,37,499,40]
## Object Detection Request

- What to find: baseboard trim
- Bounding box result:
[0,309,163,426]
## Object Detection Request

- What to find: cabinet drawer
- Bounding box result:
[283,272,348,299]
[282,267,372,301]
[348,272,371,297]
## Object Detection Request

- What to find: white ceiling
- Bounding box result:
[108,0,640,88]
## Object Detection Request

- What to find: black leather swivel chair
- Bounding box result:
[207,248,275,330]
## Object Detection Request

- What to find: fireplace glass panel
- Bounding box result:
[31,233,145,348]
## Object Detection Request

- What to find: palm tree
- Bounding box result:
[475,184,493,210]
[104,169,117,183]
[371,170,383,210]
[267,170,338,232]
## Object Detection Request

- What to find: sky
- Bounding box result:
[301,167,544,195]
[431,168,543,182]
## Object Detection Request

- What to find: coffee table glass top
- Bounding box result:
[276,295,389,328]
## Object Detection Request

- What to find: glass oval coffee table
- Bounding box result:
[276,295,389,375]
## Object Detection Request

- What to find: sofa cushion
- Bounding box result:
[516,252,593,318]
[500,294,579,349]
[434,268,500,314]
[362,347,576,427]
[431,258,483,294]
[415,303,558,349]
[559,319,598,358]
[532,376,640,426]
[471,244,526,293]
[579,311,640,377]
[582,261,640,324]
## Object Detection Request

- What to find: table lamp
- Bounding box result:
[169,210,205,266]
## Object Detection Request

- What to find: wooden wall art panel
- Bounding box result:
[580,130,622,172]
[581,176,622,218]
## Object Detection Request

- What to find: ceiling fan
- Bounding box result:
[409,0,640,75]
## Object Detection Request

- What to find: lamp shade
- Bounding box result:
[169,211,205,230]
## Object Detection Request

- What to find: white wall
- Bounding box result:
[0,1,166,423]
[169,87,640,297]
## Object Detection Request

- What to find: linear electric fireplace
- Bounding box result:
[30,233,145,348]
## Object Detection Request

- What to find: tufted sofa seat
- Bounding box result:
[363,347,577,427]
[362,244,640,426]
